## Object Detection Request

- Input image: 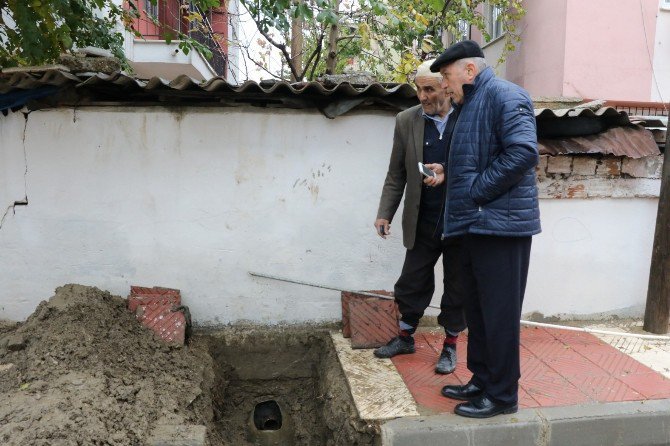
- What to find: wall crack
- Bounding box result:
[0,112,31,231]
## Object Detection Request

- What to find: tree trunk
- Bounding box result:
[325,0,340,75]
[290,0,304,81]
[644,116,670,334]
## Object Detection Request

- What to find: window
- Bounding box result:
[456,19,470,42]
[487,4,504,41]
[143,0,159,18]
[662,0,670,11]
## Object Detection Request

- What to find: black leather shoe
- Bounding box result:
[435,343,457,374]
[454,395,518,418]
[441,382,483,401]
[373,336,415,358]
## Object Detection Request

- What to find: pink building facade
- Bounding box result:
[472,0,669,106]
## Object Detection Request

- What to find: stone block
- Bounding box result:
[572,157,598,176]
[536,155,549,178]
[596,157,622,176]
[547,155,572,174]
[6,334,27,351]
[621,155,664,179]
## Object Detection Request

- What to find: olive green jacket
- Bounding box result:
[376,105,428,249]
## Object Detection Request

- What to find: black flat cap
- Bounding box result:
[430,40,485,72]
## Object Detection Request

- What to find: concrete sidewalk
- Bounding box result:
[332,320,670,446]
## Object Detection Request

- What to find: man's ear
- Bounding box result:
[466,61,478,81]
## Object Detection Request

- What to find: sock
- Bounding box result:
[443,331,459,347]
[399,321,416,341]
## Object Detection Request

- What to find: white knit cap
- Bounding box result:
[415,59,442,79]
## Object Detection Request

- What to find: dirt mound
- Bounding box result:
[0,284,214,446]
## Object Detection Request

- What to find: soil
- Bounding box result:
[0,285,376,446]
[0,284,215,446]
[202,327,376,445]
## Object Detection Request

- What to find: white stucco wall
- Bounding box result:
[0,107,659,324]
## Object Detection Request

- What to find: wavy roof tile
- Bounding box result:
[0,69,662,157]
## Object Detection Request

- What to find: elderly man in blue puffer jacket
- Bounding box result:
[423,40,541,418]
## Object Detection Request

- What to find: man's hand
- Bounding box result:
[423,163,445,187]
[374,219,390,239]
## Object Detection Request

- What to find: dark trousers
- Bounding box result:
[394,221,466,333]
[461,234,532,405]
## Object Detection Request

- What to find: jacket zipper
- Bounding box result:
[435,105,461,240]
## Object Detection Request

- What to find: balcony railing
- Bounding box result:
[134,0,227,77]
[190,4,227,77]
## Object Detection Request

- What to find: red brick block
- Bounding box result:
[348,296,399,349]
[341,290,393,338]
[128,293,181,312]
[341,292,354,338]
[128,285,181,312]
[136,303,186,344]
[128,285,185,344]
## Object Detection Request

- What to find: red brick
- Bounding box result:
[128,285,181,312]
[130,286,155,296]
[596,156,622,176]
[348,296,399,349]
[341,292,354,338]
[341,290,393,338]
[128,293,181,312]
[135,302,186,344]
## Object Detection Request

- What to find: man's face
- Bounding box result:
[439,61,471,105]
[415,76,450,116]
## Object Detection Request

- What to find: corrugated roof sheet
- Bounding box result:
[0,70,419,118]
[0,69,662,158]
[539,125,660,158]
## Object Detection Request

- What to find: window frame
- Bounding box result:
[486,4,505,41]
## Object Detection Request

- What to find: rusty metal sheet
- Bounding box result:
[539,125,660,158]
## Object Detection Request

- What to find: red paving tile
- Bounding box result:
[391,326,670,414]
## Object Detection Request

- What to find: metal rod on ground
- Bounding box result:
[249,271,670,341]
[248,271,410,303]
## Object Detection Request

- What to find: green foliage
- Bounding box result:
[0,0,126,67]
[242,0,526,82]
[369,0,526,82]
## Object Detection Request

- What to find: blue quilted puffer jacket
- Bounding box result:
[443,67,541,237]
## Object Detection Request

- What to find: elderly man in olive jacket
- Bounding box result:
[373,59,466,375]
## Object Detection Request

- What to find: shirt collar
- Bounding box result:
[422,105,454,123]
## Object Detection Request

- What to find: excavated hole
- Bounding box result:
[196,328,377,446]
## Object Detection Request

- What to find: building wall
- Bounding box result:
[563,0,658,101]
[497,0,568,97]
[652,1,670,102]
[0,108,659,324]
[479,0,664,101]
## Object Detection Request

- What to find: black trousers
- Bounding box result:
[394,221,466,333]
[461,234,532,405]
